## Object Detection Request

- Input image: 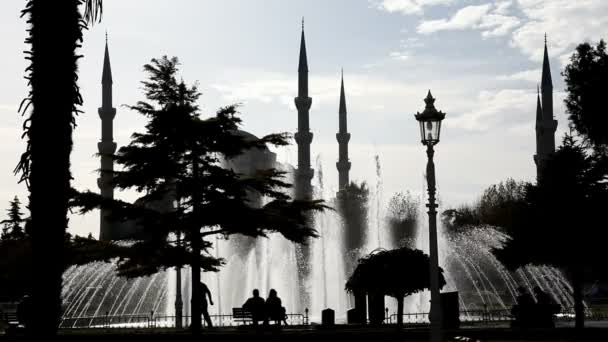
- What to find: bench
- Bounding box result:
[0,309,21,334]
[232,308,253,325]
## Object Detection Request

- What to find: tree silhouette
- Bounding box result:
[386,191,419,248]
[71,56,326,335]
[442,179,528,236]
[494,135,608,329]
[15,0,102,334]
[563,40,608,148]
[345,247,446,326]
[338,181,369,252]
[1,196,26,241]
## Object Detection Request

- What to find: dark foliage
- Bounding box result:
[442,178,528,235]
[71,56,326,334]
[346,247,446,326]
[1,196,26,241]
[563,40,608,148]
[14,1,103,334]
[494,135,608,328]
[386,191,419,248]
[337,181,369,252]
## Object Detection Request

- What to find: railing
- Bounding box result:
[60,310,309,329]
[386,307,607,325]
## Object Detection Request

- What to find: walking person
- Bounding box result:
[199,282,214,327]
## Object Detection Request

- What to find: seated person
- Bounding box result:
[265,289,287,326]
[243,289,265,325]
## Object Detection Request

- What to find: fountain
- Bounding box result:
[60,151,577,327]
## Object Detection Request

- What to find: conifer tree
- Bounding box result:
[1,196,26,241]
[72,56,326,334]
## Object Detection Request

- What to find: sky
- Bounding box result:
[0,0,607,238]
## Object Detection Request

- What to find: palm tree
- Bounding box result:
[16,0,102,334]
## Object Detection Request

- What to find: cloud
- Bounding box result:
[417,3,520,37]
[510,0,608,64]
[494,0,514,15]
[371,0,454,15]
[496,68,541,82]
[447,89,535,132]
[210,69,427,114]
[447,87,567,133]
[388,51,410,61]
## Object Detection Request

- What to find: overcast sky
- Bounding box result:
[1,0,606,238]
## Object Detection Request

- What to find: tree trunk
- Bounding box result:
[190,228,202,334]
[190,157,202,334]
[397,295,404,327]
[24,0,82,335]
[572,267,585,330]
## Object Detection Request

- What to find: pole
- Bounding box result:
[175,232,183,328]
[191,156,202,334]
[426,143,443,342]
[216,235,221,317]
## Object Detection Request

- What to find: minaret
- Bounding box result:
[534,35,558,179]
[336,69,351,191]
[294,18,313,311]
[534,85,543,166]
[98,35,117,241]
[294,19,314,200]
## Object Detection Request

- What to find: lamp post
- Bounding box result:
[415,90,446,342]
[175,232,183,328]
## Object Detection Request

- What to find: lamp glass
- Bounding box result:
[419,118,442,145]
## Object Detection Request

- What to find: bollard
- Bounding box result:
[322,308,335,327]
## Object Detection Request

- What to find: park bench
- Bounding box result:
[232,307,253,325]
[0,304,20,334]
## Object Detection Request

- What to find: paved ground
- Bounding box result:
[2,323,608,341]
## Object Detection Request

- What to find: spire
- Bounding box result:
[336,69,351,191]
[102,35,113,85]
[339,69,347,130]
[298,18,308,73]
[98,37,117,241]
[536,85,542,122]
[541,34,552,89]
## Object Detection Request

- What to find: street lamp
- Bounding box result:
[175,232,183,329]
[415,90,445,342]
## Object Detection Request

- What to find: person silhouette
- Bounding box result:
[243,289,265,326]
[265,289,287,326]
[512,286,534,329]
[199,282,214,327]
[17,294,32,330]
[534,286,557,328]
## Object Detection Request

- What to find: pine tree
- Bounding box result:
[72,56,326,334]
[1,196,26,240]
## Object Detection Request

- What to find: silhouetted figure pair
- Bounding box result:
[511,286,560,329]
[243,289,287,326]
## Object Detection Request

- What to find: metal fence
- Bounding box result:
[60,311,309,329]
[386,307,606,325]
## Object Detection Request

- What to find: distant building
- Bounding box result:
[534,36,558,180]
[97,36,118,240]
